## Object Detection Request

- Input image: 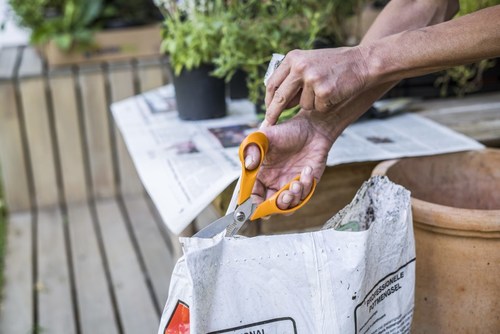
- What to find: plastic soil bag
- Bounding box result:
[159,176,416,334]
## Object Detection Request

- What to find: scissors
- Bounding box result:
[193,131,317,238]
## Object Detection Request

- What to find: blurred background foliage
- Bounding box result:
[436,0,500,96]
[8,0,161,51]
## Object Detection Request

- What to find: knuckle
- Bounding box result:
[315,86,331,100]
[286,49,301,61]
[294,59,308,73]
[273,91,287,105]
[304,70,322,85]
[300,97,313,110]
[266,82,277,94]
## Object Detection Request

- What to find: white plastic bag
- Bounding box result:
[159,176,416,334]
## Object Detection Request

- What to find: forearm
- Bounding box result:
[353,0,460,122]
[318,1,461,134]
[343,0,459,119]
[327,0,461,130]
[362,0,459,43]
[363,5,500,85]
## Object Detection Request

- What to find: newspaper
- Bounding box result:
[111,85,483,234]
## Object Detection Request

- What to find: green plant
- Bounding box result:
[154,0,362,105]
[9,0,103,51]
[155,0,226,75]
[9,0,162,52]
[436,0,500,96]
[98,0,163,29]
[212,0,362,104]
[435,59,496,97]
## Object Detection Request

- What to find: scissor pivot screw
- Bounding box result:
[235,211,246,222]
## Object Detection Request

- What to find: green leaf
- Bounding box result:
[79,0,103,26]
[54,33,73,51]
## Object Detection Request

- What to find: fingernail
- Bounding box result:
[244,155,254,169]
[283,193,293,204]
[260,119,269,128]
[291,182,301,193]
[303,166,312,176]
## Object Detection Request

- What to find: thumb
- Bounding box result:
[244,143,261,170]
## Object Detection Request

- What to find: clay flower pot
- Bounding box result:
[372,149,500,333]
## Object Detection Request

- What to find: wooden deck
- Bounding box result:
[0,46,208,334]
[1,196,180,334]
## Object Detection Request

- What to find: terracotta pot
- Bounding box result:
[372,149,500,333]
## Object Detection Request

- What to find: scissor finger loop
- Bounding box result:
[194,131,317,238]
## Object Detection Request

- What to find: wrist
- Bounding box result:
[359,35,401,86]
[296,109,343,145]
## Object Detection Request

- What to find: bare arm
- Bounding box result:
[362,0,459,43]
[362,5,500,86]
[263,0,464,126]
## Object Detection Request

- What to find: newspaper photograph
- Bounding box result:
[111,85,483,234]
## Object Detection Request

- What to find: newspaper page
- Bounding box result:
[327,113,484,165]
[111,85,483,234]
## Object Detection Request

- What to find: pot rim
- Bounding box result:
[372,159,500,233]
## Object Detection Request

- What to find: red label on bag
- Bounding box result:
[164,300,190,334]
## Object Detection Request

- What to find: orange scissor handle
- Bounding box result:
[250,175,317,220]
[237,131,269,205]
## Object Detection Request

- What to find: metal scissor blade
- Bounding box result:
[192,213,234,238]
[193,200,255,238]
[225,200,254,237]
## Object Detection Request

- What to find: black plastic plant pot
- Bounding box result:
[173,64,227,120]
[228,69,249,99]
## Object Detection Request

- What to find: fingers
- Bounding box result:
[243,144,261,170]
[264,51,307,127]
[299,166,314,200]
[276,166,314,211]
[288,181,303,208]
[299,84,315,111]
[265,60,290,108]
[265,77,302,126]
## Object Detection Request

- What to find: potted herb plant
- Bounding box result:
[154,0,227,120]
[212,0,362,114]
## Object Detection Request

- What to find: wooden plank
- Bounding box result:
[78,69,116,199]
[415,93,500,145]
[19,78,60,208]
[123,195,178,309]
[95,198,159,333]
[37,208,77,334]
[49,73,89,204]
[0,82,32,211]
[66,203,119,334]
[137,60,164,92]
[0,47,20,80]
[108,65,144,197]
[144,194,184,259]
[450,119,500,145]
[0,211,33,334]
[412,92,500,112]
[18,47,44,79]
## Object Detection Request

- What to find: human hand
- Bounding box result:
[244,112,334,210]
[264,47,370,126]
